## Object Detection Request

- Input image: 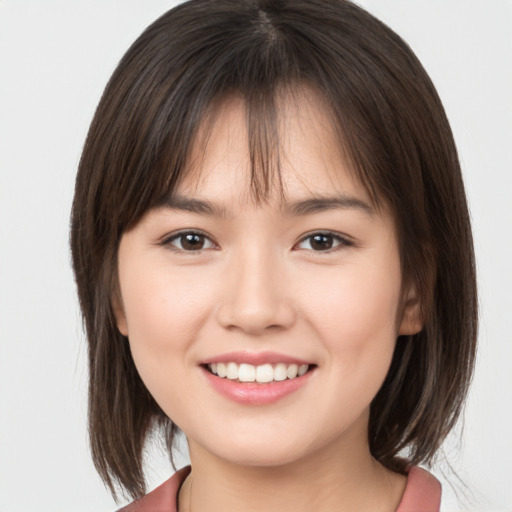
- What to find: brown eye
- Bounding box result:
[166,231,215,251]
[296,232,352,252]
[310,234,334,250]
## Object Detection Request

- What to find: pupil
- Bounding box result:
[182,234,203,250]
[311,234,333,250]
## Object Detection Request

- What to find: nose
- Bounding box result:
[216,248,296,335]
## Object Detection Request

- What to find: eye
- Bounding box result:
[163,231,216,252]
[295,232,353,252]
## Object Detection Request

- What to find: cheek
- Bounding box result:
[118,263,214,402]
[305,258,401,340]
[121,262,212,342]
[301,257,401,397]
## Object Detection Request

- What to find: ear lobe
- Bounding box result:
[112,291,129,336]
[398,287,423,336]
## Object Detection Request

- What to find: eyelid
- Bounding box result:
[157,229,354,253]
[294,230,354,252]
[159,229,217,252]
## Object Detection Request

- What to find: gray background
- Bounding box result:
[1,1,511,510]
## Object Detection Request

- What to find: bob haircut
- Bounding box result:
[70,0,477,501]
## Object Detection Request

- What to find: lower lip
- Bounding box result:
[201,367,315,405]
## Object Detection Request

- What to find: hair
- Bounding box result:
[70,0,477,501]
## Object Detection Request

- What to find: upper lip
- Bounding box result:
[200,351,313,366]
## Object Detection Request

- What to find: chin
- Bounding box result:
[193,429,314,468]
[218,447,306,468]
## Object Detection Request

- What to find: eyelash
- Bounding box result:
[161,230,217,252]
[295,231,354,252]
[160,230,354,254]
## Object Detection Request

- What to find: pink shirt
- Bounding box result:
[119,465,441,512]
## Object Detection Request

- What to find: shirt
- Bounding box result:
[118,465,441,512]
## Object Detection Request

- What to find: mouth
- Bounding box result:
[203,362,315,383]
[200,357,317,405]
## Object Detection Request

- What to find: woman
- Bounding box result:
[70,1,477,510]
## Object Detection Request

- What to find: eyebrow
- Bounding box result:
[157,195,229,217]
[284,196,375,216]
[157,194,375,218]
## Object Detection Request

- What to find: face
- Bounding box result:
[115,91,421,469]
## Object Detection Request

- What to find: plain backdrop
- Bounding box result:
[0,1,511,511]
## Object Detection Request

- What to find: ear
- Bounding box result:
[111,289,129,336]
[398,286,423,336]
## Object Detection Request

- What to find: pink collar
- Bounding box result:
[396,466,441,512]
[119,464,441,512]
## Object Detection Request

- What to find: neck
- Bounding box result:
[178,426,406,512]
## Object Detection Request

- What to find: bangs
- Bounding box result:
[165,84,380,212]
[156,87,287,210]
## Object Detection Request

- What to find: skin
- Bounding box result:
[115,90,422,512]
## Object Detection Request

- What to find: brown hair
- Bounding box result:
[70,0,477,501]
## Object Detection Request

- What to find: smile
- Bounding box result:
[207,362,310,383]
[201,355,316,405]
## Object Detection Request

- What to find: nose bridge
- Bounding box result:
[217,239,295,334]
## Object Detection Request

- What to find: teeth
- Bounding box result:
[274,363,287,381]
[287,364,298,379]
[256,364,274,383]
[207,362,311,382]
[239,363,256,382]
[217,362,227,378]
[298,364,308,376]
[226,362,239,380]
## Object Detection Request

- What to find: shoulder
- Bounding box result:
[396,466,442,512]
[117,466,191,512]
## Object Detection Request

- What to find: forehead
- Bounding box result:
[177,88,371,210]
